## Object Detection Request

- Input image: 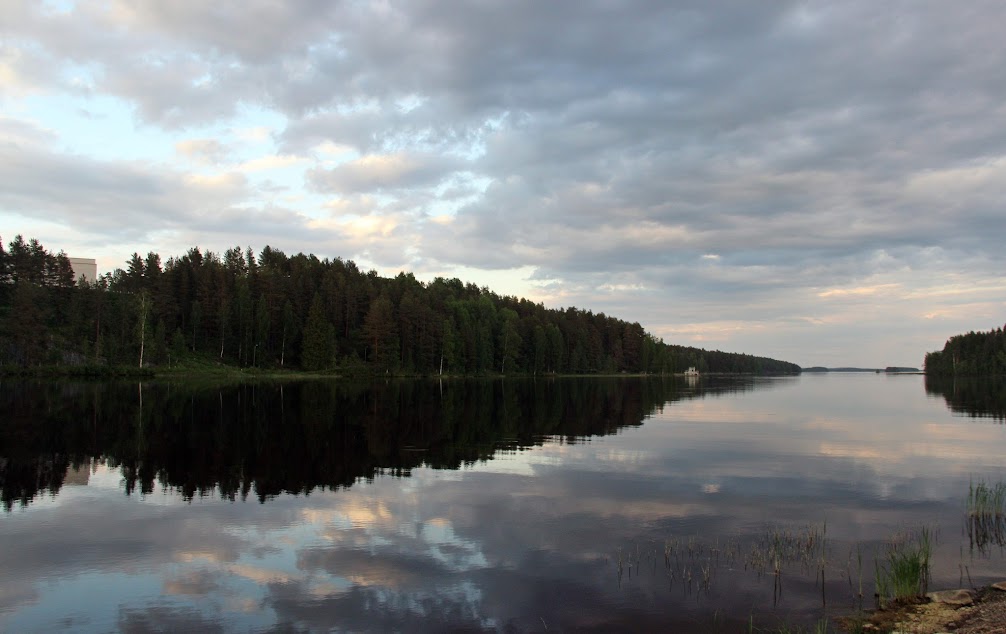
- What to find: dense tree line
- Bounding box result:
[924,325,1006,376]
[0,236,800,375]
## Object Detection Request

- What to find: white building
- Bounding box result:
[68,257,97,283]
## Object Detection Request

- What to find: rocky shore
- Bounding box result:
[853,583,1006,633]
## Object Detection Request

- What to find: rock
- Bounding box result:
[926,589,976,606]
[991,580,1006,591]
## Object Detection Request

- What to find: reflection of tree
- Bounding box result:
[1,377,762,510]
[924,376,1006,422]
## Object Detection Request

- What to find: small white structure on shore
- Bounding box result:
[684,367,699,376]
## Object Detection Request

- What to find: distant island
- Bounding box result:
[802,366,919,373]
[924,325,1006,376]
[0,235,802,377]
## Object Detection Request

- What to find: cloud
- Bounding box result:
[0,142,255,245]
[308,152,466,194]
[175,138,230,164]
[3,1,1006,363]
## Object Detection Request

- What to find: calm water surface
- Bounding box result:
[2,374,1005,632]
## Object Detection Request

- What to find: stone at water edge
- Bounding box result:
[991,581,1006,591]
[926,589,976,606]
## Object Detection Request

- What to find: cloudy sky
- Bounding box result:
[2,1,1004,367]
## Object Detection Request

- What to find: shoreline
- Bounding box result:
[845,583,1006,633]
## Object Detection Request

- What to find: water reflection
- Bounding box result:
[1,374,1005,632]
[925,375,1006,421]
[0,377,762,511]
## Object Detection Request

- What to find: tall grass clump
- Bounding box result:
[874,527,933,608]
[966,478,1006,553]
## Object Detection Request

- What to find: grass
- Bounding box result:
[748,523,828,576]
[874,527,933,608]
[0,363,155,378]
[966,478,1006,554]
[611,522,941,629]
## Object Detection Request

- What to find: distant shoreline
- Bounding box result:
[802,366,921,374]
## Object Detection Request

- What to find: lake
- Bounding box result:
[2,374,1005,632]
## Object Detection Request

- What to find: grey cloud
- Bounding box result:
[5,1,1006,364]
[0,127,352,256]
[0,138,233,238]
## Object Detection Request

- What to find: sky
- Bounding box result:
[1,1,1004,368]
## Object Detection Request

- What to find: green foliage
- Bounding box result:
[364,294,398,372]
[170,328,186,364]
[301,293,335,371]
[925,325,1006,376]
[0,237,804,376]
[874,527,932,608]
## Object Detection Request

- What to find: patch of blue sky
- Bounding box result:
[22,91,292,169]
[22,93,178,163]
[458,112,509,161]
[395,94,428,114]
[241,160,312,201]
[214,104,288,156]
[38,0,76,15]
[58,58,101,94]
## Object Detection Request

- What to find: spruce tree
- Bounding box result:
[301,293,334,371]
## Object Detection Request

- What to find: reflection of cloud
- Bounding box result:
[176,551,228,564]
[6,376,1006,631]
[224,597,261,614]
[344,499,393,528]
[816,443,887,460]
[163,569,220,596]
[226,563,293,585]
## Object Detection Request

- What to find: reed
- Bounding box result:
[874,527,933,608]
[965,478,1006,553]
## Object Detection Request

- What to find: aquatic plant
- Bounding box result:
[744,523,831,607]
[965,478,1006,554]
[874,527,933,608]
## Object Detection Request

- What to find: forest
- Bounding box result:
[0,235,801,376]
[923,325,1006,376]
